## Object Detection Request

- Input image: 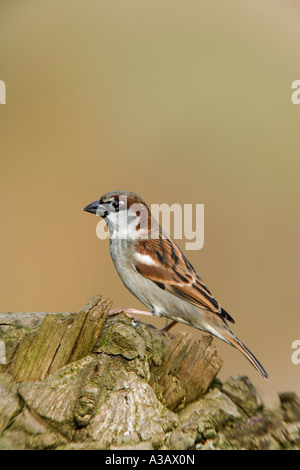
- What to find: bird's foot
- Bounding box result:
[108,308,153,327]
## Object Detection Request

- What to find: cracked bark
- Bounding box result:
[0,295,299,450]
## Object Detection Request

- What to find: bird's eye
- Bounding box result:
[112,200,119,210]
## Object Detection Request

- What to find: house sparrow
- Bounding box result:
[83,190,268,379]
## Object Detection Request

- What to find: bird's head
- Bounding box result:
[83,190,156,240]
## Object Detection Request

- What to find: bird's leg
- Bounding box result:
[108,308,153,326]
[160,320,177,333]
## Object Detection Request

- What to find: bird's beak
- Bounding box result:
[83,199,106,217]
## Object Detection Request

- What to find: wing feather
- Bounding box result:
[134,235,234,323]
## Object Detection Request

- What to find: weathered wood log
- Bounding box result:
[7,295,112,382]
[0,295,299,450]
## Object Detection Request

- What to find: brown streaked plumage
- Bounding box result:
[83,190,268,379]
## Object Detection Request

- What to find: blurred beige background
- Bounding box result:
[1,0,299,404]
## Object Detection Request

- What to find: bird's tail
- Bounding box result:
[220,328,269,380]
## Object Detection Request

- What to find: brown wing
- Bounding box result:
[134,235,234,323]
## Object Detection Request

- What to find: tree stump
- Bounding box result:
[151,330,223,411]
[0,295,299,450]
